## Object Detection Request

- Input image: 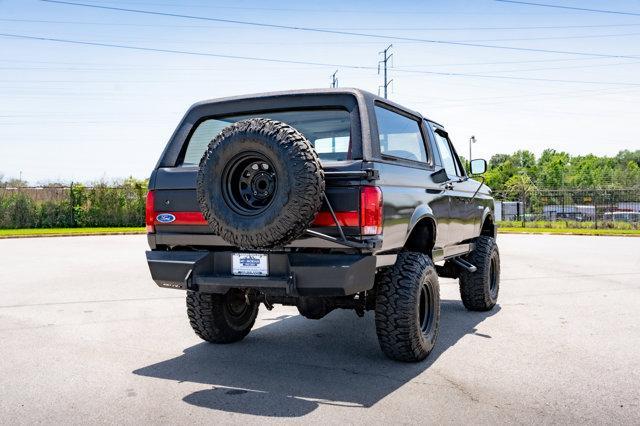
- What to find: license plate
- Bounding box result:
[232,253,269,276]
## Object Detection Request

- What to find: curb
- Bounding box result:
[498,230,639,237]
[0,232,146,239]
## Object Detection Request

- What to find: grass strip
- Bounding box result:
[1,226,638,238]
[499,227,640,236]
[0,227,146,238]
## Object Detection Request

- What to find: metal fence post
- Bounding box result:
[522,191,526,228]
[70,182,75,228]
[594,191,598,230]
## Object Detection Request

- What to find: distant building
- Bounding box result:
[495,201,523,221]
[543,205,595,222]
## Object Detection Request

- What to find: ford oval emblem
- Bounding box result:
[156,213,176,223]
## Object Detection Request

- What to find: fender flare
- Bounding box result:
[480,207,497,238]
[405,204,438,247]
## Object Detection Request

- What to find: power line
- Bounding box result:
[0,33,640,86]
[6,17,640,31]
[0,55,627,69]
[395,57,625,68]
[412,86,640,108]
[495,0,640,16]
[456,32,640,43]
[0,33,371,69]
[4,58,640,78]
[39,0,640,60]
[7,18,640,43]
[4,32,640,87]
[445,60,640,75]
[38,1,561,15]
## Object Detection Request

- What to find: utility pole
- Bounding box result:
[468,135,476,171]
[378,44,393,98]
[330,69,338,88]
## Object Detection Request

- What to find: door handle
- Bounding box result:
[426,188,444,194]
[444,182,454,190]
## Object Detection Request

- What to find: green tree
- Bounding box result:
[505,173,537,198]
[537,150,570,189]
[489,154,510,169]
[485,159,517,191]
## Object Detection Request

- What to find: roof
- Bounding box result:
[189,87,435,123]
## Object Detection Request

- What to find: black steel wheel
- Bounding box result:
[221,152,277,215]
[418,281,436,335]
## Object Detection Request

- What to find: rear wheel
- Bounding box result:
[459,236,500,311]
[186,290,259,343]
[375,252,441,362]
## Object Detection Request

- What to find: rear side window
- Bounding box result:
[181,109,351,165]
[375,105,427,163]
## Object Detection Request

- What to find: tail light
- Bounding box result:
[312,211,359,227]
[145,187,383,236]
[360,186,383,235]
[145,190,155,233]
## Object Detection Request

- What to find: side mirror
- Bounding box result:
[470,159,487,175]
[431,168,449,183]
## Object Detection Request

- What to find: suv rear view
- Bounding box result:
[145,88,500,362]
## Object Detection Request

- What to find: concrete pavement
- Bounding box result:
[0,234,639,424]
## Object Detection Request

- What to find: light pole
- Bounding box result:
[468,136,476,172]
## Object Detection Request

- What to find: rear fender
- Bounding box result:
[403,205,439,258]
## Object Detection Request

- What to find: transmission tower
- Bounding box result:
[330,69,339,88]
[378,44,393,98]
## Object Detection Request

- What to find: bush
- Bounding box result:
[0,193,38,229]
[497,220,638,230]
[0,178,148,229]
[38,200,73,228]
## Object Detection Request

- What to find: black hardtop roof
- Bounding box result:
[189,87,439,125]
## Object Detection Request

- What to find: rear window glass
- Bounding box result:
[375,105,427,163]
[182,109,351,165]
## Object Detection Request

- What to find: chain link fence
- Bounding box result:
[0,184,146,228]
[2,184,639,230]
[494,188,640,229]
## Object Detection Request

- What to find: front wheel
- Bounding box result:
[375,252,441,362]
[459,236,500,311]
[186,290,259,343]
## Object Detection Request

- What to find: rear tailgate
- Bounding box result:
[148,162,372,249]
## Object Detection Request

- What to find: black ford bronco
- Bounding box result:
[145,88,499,362]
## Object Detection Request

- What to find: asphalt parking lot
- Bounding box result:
[1,234,639,424]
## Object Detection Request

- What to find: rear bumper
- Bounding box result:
[145,250,376,296]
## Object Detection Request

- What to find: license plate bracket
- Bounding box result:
[232,253,269,276]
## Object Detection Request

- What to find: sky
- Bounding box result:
[1,0,640,184]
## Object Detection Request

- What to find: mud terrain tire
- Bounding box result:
[186,290,259,343]
[459,236,500,311]
[197,118,324,249]
[375,252,441,362]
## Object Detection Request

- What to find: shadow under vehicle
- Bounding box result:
[134,301,500,417]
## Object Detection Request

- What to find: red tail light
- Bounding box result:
[145,190,155,233]
[360,186,383,235]
[312,211,359,227]
[145,187,383,236]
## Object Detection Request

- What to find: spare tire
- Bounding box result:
[196,118,325,249]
